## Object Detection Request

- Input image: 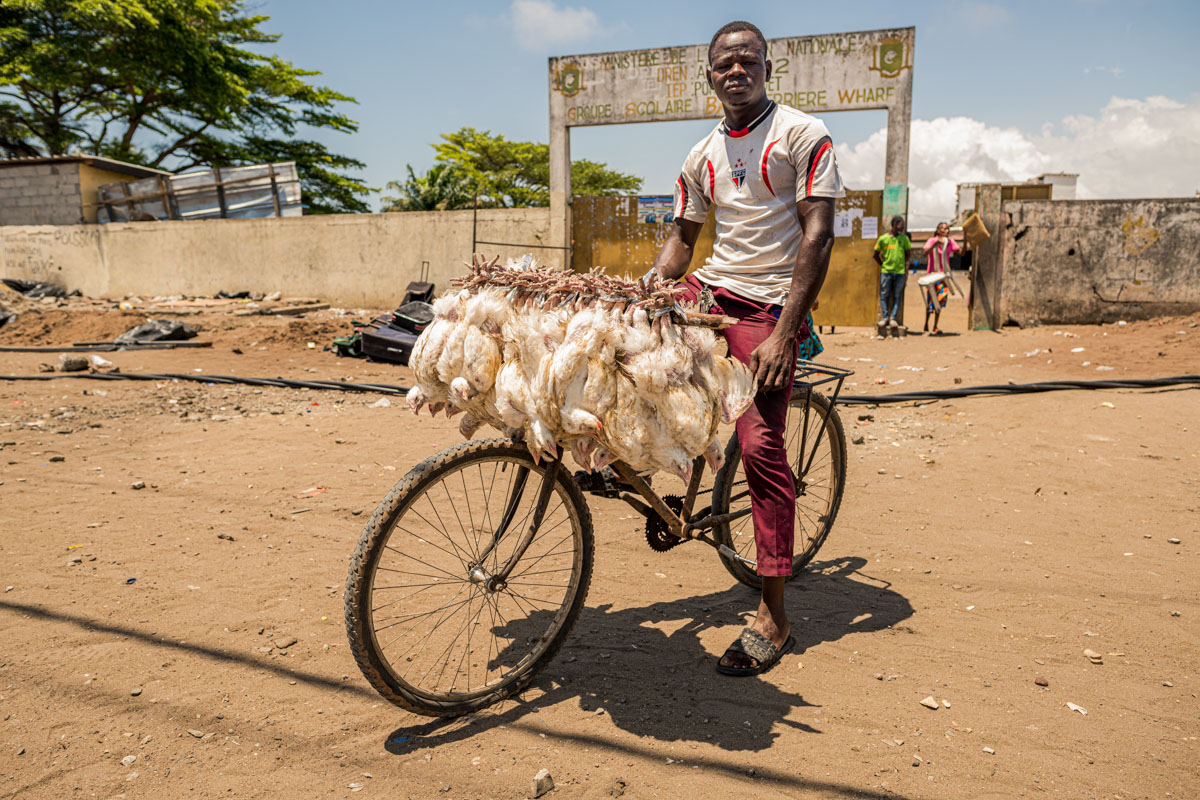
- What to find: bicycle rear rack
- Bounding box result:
[794,359,854,405]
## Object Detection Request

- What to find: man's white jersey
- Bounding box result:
[673,101,844,306]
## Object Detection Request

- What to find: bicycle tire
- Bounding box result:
[711,390,847,590]
[345,438,594,717]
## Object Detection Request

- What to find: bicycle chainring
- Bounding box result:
[645,494,685,552]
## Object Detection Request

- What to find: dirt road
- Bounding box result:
[1,291,1197,799]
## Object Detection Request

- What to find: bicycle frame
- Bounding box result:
[472,359,854,580]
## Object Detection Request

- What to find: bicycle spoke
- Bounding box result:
[414,490,479,566]
[458,469,480,558]
[394,517,474,573]
[506,525,575,580]
[440,480,480,564]
[394,584,477,678]
[503,587,564,608]
[424,594,479,692]
[371,580,446,613]
[382,545,463,581]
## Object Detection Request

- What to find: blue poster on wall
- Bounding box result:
[638,195,674,224]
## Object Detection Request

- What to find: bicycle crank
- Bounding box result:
[645,494,685,552]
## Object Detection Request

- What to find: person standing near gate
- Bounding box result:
[873,215,911,337]
[648,20,843,675]
[920,221,958,334]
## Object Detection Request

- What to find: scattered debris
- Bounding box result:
[261,303,330,316]
[187,729,204,738]
[920,696,939,710]
[274,636,298,649]
[1066,702,1087,715]
[532,768,554,798]
[2,278,66,298]
[114,320,198,345]
[1083,648,1103,664]
[131,481,146,490]
[982,747,995,755]
[131,688,143,696]
[370,398,391,408]
[58,353,89,372]
[1035,677,1049,687]
[88,354,119,373]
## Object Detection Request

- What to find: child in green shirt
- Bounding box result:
[874,216,911,334]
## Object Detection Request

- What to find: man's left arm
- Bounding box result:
[748,196,835,391]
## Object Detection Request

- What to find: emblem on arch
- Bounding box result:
[870,39,910,79]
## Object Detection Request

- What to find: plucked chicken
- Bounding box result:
[405,255,757,480]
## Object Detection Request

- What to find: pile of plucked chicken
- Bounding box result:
[405,255,756,482]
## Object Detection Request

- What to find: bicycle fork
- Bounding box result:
[468,451,563,592]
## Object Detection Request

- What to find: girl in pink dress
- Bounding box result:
[921,222,959,334]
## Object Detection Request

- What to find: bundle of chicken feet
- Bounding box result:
[405,255,757,482]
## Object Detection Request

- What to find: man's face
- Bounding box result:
[892,218,906,235]
[936,223,949,237]
[708,32,771,114]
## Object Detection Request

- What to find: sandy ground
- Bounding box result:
[1,284,1198,800]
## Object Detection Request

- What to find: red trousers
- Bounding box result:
[681,276,801,577]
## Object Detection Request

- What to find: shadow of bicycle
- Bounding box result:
[383,555,913,755]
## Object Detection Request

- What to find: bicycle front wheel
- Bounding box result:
[345,438,593,717]
[712,390,847,590]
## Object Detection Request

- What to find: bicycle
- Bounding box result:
[344,360,851,717]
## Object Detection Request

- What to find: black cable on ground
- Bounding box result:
[2,372,1199,405]
[0,372,411,394]
[0,342,212,352]
[835,375,1200,405]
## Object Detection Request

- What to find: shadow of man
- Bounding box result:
[384,555,913,755]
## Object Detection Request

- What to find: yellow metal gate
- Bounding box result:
[571,190,882,327]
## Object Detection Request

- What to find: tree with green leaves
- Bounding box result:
[0,0,371,213]
[381,164,474,212]
[387,127,641,210]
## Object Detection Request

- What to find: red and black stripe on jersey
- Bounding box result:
[804,135,834,199]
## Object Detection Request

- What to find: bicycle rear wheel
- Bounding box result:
[345,438,593,717]
[712,390,846,590]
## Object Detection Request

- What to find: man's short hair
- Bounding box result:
[891,215,905,226]
[708,21,768,64]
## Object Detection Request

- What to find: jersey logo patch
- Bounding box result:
[730,157,747,189]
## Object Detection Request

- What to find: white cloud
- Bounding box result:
[834,95,1200,226]
[509,0,607,52]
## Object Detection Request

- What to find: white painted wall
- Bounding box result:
[0,208,556,308]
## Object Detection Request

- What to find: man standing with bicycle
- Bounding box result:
[650,20,841,676]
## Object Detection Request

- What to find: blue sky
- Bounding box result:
[254,0,1200,222]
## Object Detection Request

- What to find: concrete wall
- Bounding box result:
[999,198,1200,325]
[0,163,84,226]
[0,208,555,308]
